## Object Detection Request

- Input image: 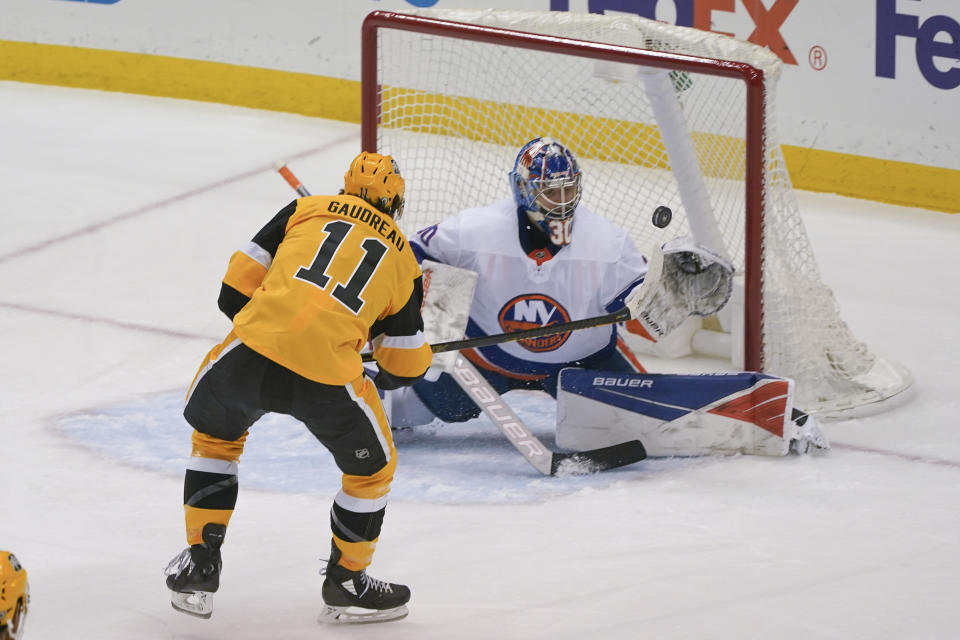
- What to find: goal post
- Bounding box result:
[359,8,912,417]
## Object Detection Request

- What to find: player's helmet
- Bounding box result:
[0,551,29,640]
[344,152,406,219]
[509,137,582,239]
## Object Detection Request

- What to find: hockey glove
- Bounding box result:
[625,237,734,341]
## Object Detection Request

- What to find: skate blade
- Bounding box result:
[318,603,409,625]
[170,590,213,619]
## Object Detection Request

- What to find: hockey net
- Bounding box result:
[361,9,912,417]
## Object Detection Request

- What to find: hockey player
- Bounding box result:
[391,136,826,457]
[0,551,28,640]
[164,152,432,624]
[391,136,650,427]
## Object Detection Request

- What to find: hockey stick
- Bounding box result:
[451,355,646,475]
[366,308,630,362]
[276,162,647,475]
[276,161,311,197]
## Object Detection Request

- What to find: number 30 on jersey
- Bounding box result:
[548,218,574,246]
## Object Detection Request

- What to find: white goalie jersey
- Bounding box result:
[410,198,648,377]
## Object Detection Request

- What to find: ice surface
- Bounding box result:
[1,81,959,639]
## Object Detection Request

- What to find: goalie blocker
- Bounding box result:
[556,369,829,457]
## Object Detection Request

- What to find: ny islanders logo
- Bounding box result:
[498,294,571,352]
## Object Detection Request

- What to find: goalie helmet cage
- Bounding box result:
[360,9,912,417]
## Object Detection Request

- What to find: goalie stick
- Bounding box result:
[362,307,630,362]
[276,162,647,475]
[451,354,646,475]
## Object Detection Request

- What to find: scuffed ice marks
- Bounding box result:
[55,388,704,503]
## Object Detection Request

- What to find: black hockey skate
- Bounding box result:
[318,544,410,624]
[164,523,225,619]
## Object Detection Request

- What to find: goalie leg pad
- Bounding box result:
[556,369,820,456]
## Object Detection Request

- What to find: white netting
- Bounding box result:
[371,9,911,416]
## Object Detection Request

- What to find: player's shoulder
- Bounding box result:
[566,205,636,259]
[449,198,515,229]
[573,204,626,235]
[414,198,515,245]
[459,199,520,250]
[291,193,341,215]
[288,194,360,228]
[577,205,633,238]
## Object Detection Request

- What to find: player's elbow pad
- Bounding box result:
[218,283,250,320]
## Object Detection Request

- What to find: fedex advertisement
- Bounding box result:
[554,0,958,91]
[876,0,960,90]
[548,0,960,177]
[3,0,958,201]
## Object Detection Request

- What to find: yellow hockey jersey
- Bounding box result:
[218,195,432,386]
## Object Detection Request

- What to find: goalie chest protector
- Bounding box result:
[411,199,648,369]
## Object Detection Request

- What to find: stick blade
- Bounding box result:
[550,439,647,475]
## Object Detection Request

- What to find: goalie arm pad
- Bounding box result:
[624,237,734,341]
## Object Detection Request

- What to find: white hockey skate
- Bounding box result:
[168,590,214,619]
[317,601,409,625]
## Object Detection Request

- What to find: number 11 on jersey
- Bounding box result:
[295,219,388,314]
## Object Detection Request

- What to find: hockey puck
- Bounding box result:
[652,206,673,228]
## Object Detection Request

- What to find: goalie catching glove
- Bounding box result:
[625,237,733,341]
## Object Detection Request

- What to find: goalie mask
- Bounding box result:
[344,152,406,220]
[0,551,29,640]
[509,137,582,245]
